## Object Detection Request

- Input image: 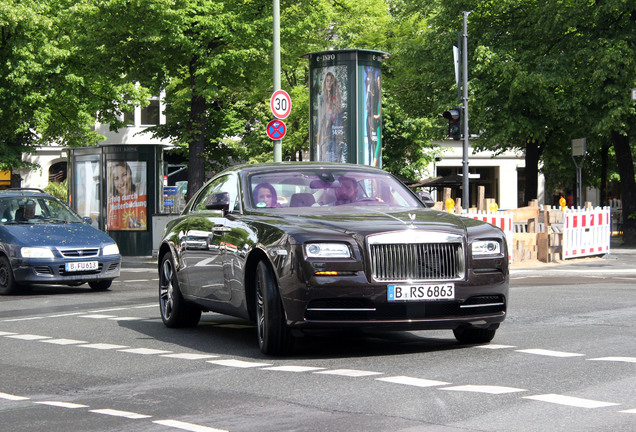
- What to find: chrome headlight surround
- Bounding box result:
[304,242,351,259]
[472,240,502,256]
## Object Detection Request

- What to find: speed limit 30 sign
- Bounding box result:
[270,89,292,119]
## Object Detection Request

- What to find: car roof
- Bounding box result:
[221,162,389,175]
[0,188,55,199]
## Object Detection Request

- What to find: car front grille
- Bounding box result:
[59,248,100,258]
[370,241,464,281]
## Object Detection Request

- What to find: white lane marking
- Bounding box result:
[41,338,88,345]
[0,392,29,401]
[3,317,44,322]
[6,334,51,341]
[315,369,383,377]
[79,314,118,319]
[0,331,18,336]
[121,268,155,272]
[377,376,450,388]
[620,408,636,413]
[118,348,173,355]
[262,365,326,372]
[523,394,620,408]
[132,304,157,309]
[35,401,88,408]
[588,357,636,363]
[441,385,526,394]
[90,408,152,419]
[475,344,517,349]
[153,419,228,432]
[516,349,585,358]
[207,359,272,368]
[79,343,129,350]
[89,307,130,313]
[108,317,144,321]
[161,353,219,360]
[47,312,86,318]
[126,279,152,283]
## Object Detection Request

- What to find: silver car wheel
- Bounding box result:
[160,256,175,321]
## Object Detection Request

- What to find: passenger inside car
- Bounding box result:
[15,200,36,222]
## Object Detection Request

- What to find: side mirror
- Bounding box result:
[205,192,230,211]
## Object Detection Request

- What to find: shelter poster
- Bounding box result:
[107,161,147,231]
[312,65,349,163]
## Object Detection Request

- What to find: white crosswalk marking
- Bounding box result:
[516,348,584,358]
[441,385,526,394]
[377,376,449,387]
[315,369,383,377]
[588,357,636,363]
[35,401,88,408]
[523,394,619,408]
[207,359,272,368]
[153,419,228,432]
[90,408,152,419]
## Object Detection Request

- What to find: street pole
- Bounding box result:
[461,11,470,210]
[272,0,282,162]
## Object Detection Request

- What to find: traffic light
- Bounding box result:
[443,107,461,140]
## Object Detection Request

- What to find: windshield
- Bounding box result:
[247,168,423,210]
[0,196,83,225]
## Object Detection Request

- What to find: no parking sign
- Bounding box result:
[266,120,287,140]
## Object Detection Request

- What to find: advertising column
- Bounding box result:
[305,49,389,166]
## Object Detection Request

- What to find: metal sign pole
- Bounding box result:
[461,11,470,210]
[272,0,282,162]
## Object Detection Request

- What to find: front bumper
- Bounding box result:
[11,256,121,285]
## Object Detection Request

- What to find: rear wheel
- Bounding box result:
[159,252,201,328]
[0,255,18,295]
[453,325,497,344]
[255,260,293,355]
[89,280,112,291]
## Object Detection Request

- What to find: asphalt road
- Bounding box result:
[0,249,634,432]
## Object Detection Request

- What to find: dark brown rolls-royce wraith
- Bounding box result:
[158,162,509,355]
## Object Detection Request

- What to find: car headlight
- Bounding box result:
[21,247,54,259]
[103,243,120,256]
[472,240,501,255]
[304,243,351,258]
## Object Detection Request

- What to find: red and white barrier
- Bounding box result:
[461,211,513,263]
[562,207,611,259]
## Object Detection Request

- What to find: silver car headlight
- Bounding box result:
[304,243,351,258]
[103,243,120,256]
[21,247,54,259]
[472,240,501,256]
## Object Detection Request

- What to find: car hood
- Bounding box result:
[3,223,116,248]
[272,207,473,238]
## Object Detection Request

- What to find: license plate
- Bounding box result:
[387,283,455,301]
[65,261,98,272]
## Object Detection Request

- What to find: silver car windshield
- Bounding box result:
[0,196,83,225]
[247,168,423,210]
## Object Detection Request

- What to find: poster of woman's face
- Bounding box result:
[107,161,147,231]
[312,65,349,163]
[364,66,382,167]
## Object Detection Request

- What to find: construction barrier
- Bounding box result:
[562,207,611,259]
[462,211,514,263]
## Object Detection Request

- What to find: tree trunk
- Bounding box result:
[612,130,636,245]
[186,92,207,202]
[600,142,609,206]
[524,140,540,204]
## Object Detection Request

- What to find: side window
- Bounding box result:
[191,175,240,213]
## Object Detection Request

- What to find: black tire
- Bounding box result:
[255,260,293,355]
[453,325,497,344]
[89,280,112,291]
[159,252,201,328]
[0,255,18,295]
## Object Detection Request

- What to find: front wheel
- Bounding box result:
[453,325,497,344]
[0,255,18,295]
[159,253,201,328]
[255,260,293,355]
[89,280,112,291]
